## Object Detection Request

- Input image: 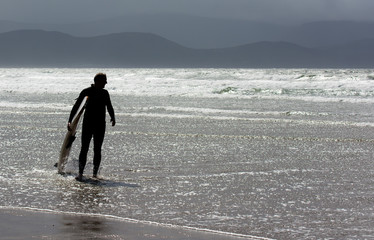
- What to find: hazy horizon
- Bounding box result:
[1,0,374,66]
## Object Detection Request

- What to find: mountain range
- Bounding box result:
[2,14,374,48]
[0,15,373,68]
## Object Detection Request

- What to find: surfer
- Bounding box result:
[68,73,116,181]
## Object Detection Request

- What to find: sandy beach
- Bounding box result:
[0,207,262,240]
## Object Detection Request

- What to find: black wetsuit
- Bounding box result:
[68,85,115,176]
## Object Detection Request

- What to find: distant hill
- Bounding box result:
[282,21,374,47]
[1,15,374,49]
[0,30,189,67]
[0,30,373,68]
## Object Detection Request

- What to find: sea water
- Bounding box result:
[0,68,374,239]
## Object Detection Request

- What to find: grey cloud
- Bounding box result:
[1,0,374,24]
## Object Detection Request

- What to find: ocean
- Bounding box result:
[1,68,374,239]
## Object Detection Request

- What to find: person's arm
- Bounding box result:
[106,92,115,126]
[67,92,85,130]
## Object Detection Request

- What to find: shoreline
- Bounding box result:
[0,206,269,240]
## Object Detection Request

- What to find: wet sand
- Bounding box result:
[0,208,264,240]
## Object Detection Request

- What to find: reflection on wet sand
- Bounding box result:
[59,214,111,238]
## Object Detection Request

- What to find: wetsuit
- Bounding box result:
[68,85,115,176]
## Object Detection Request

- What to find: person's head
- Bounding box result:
[94,73,107,88]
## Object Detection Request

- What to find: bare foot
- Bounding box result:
[75,174,83,182]
[92,175,103,180]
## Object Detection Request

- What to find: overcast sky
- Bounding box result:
[1,0,374,24]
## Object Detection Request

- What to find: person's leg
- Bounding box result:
[77,125,93,179]
[92,124,106,177]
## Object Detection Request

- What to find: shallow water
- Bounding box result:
[1,68,374,239]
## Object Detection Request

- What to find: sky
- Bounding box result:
[1,0,374,24]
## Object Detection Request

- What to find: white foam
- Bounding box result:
[0,101,69,110]
[1,68,374,103]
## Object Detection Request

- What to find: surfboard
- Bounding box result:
[58,96,88,174]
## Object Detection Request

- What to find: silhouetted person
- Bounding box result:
[68,73,115,181]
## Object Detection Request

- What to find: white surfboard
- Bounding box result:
[58,96,88,174]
